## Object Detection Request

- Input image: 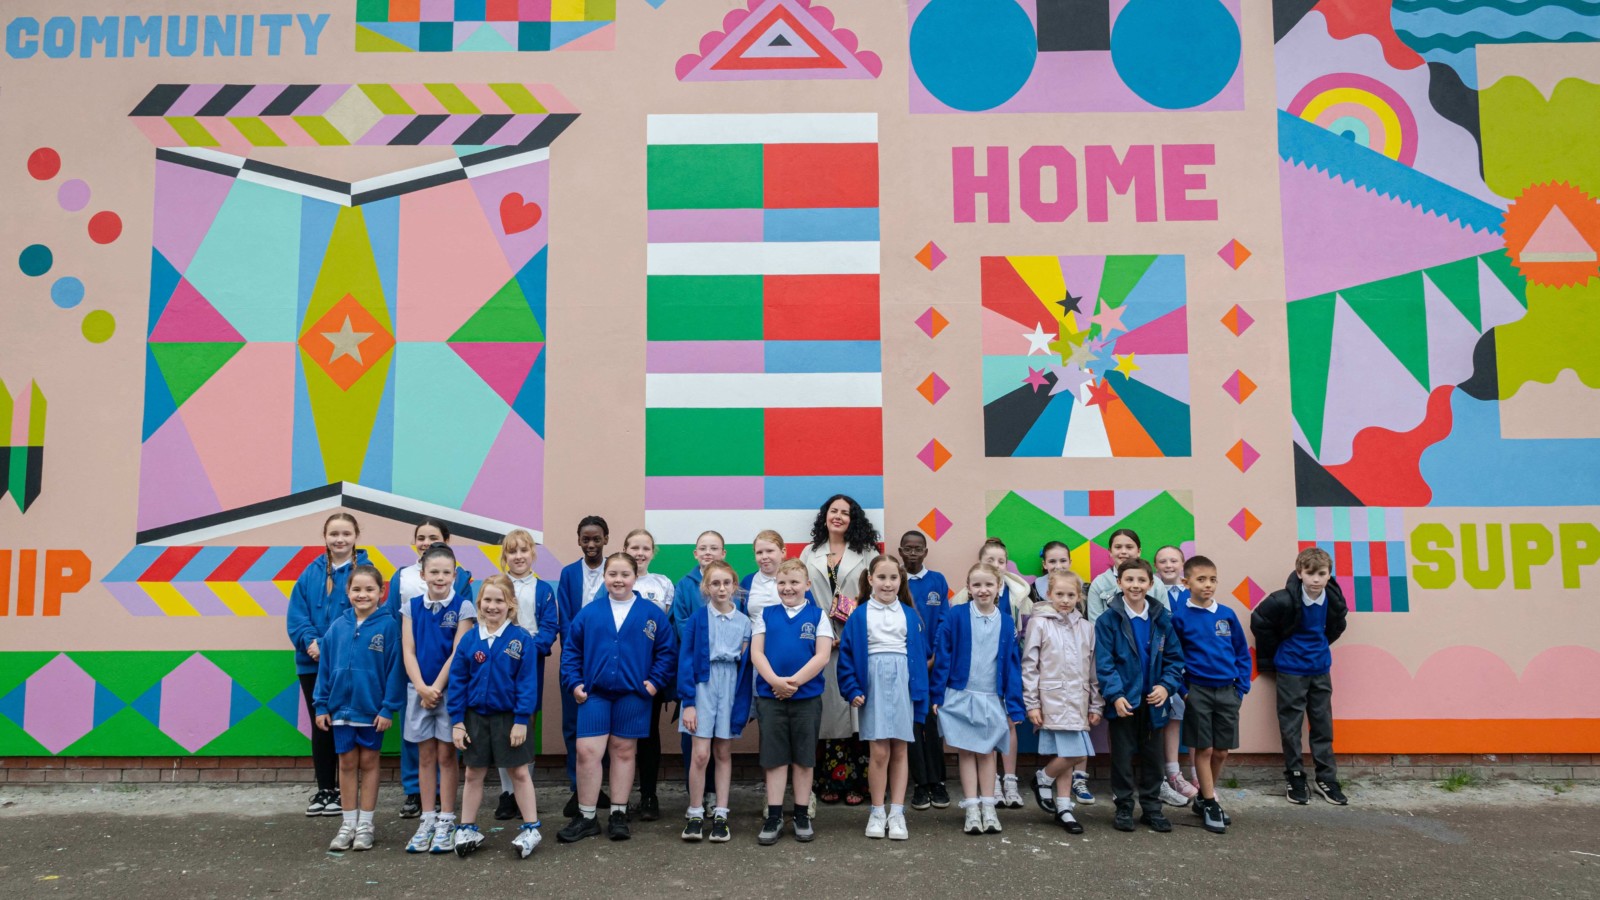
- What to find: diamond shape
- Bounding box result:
[1223,370,1257,404]
[1229,508,1262,541]
[915,241,947,271]
[918,507,951,540]
[1233,578,1265,608]
[297,294,396,391]
[155,653,234,752]
[916,372,949,405]
[917,438,952,472]
[1217,239,1251,270]
[915,306,949,339]
[1226,439,1260,473]
[21,654,96,753]
[1221,304,1255,337]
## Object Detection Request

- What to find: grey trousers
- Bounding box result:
[1276,672,1336,779]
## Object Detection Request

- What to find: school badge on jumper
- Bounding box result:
[368,633,385,652]
[926,591,943,606]
[1215,619,1232,637]
[506,639,524,660]
[643,619,658,641]
[474,650,487,664]
[443,611,459,631]
[800,622,817,641]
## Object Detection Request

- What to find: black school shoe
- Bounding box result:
[400,792,422,819]
[495,791,518,820]
[911,785,932,811]
[1055,809,1085,835]
[1113,805,1136,832]
[608,810,631,840]
[1316,777,1349,806]
[1031,776,1055,814]
[1139,809,1173,833]
[1286,770,1310,805]
[557,814,601,843]
[639,794,661,821]
[929,783,951,809]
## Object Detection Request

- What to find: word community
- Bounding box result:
[5,13,330,59]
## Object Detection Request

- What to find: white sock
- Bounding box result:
[959,798,979,810]
[579,804,596,819]
[421,810,438,825]
[889,804,904,818]
[687,806,705,818]
[870,805,885,817]
[357,810,374,826]
[342,810,357,825]
[1036,768,1053,786]
[1003,774,1018,786]
[1165,762,1180,776]
[610,804,628,816]
[437,812,455,824]
[713,806,730,819]
[1055,796,1074,813]
[980,796,997,808]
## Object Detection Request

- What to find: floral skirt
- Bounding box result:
[816,736,868,793]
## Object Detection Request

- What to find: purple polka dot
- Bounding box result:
[57,179,90,212]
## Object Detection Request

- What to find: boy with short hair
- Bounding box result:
[1094,558,1184,833]
[1250,547,1349,806]
[1168,556,1251,833]
[899,529,952,811]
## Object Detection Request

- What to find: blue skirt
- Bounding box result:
[680,660,743,740]
[858,653,914,742]
[938,688,1010,754]
[1037,728,1095,759]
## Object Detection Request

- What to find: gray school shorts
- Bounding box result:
[756,696,822,769]
[462,709,534,770]
[1182,684,1242,750]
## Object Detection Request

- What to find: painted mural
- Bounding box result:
[1,0,1597,758]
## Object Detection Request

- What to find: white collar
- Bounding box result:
[330,557,353,571]
[478,620,510,640]
[708,604,735,619]
[424,593,452,609]
[780,600,809,615]
[973,604,1000,619]
[752,570,775,584]
[609,593,635,604]
[510,571,537,585]
[907,569,927,580]
[1126,601,1150,620]
[868,598,897,611]
[1302,590,1327,607]
[1186,598,1217,612]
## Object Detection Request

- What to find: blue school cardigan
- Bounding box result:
[836,601,930,723]
[677,605,754,729]
[560,592,678,698]
[448,623,542,725]
[929,601,1026,722]
[286,549,372,675]
[556,559,603,640]
[475,578,559,660]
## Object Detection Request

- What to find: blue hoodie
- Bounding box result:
[668,567,706,643]
[448,622,542,725]
[286,550,372,675]
[1094,594,1185,727]
[313,605,406,724]
[929,601,1025,722]
[677,604,754,731]
[560,592,678,698]
[836,600,931,723]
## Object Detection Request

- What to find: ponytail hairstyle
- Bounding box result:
[1039,540,1070,559]
[478,574,518,622]
[421,542,457,573]
[979,537,1008,560]
[414,518,452,544]
[322,512,361,597]
[1107,528,1143,552]
[859,554,914,608]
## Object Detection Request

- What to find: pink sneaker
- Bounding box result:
[1167,773,1199,800]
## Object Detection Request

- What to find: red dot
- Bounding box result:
[88,211,122,245]
[27,148,60,181]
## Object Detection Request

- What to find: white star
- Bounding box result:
[1022,322,1057,356]
[322,316,373,365]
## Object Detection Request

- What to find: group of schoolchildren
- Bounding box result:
[288,500,1350,858]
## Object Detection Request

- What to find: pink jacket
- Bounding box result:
[1022,605,1104,731]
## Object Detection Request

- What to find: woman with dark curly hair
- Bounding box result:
[798,494,879,806]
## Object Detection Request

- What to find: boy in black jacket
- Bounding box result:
[1250,548,1349,806]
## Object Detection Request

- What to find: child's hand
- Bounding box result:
[1088,712,1102,727]
[418,685,441,707]
[1145,685,1168,707]
[930,704,940,716]
[374,715,392,733]
[315,714,331,731]
[453,723,469,751]
[850,695,865,708]
[644,681,657,697]
[1114,697,1134,717]
[509,724,527,748]
[682,706,698,734]
[1027,709,1043,727]
[307,640,320,662]
[573,686,588,704]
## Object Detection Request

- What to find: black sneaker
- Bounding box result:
[1139,810,1173,833]
[1201,799,1227,834]
[1286,770,1310,805]
[322,790,343,817]
[929,783,951,809]
[557,814,601,843]
[607,810,630,841]
[681,816,705,841]
[563,793,580,818]
[792,812,814,842]
[494,791,518,820]
[911,785,932,811]
[639,794,660,822]
[400,792,422,819]
[709,814,731,842]
[1191,795,1206,817]
[758,814,783,845]
[305,788,331,817]
[1316,777,1348,805]
[1113,806,1136,832]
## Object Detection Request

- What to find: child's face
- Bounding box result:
[578,525,607,563]
[1041,546,1071,573]
[898,534,927,572]
[753,539,784,575]
[1188,566,1219,604]
[1049,579,1080,614]
[979,546,1008,570]
[1118,568,1151,604]
[477,585,510,628]
[870,562,901,602]
[413,524,445,558]
[348,575,381,615]
[1300,564,1332,596]
[1110,535,1140,563]
[502,541,534,577]
[604,559,636,596]
[777,570,808,606]
[703,569,736,606]
[694,535,725,567]
[1155,548,1184,583]
[423,557,455,597]
[825,500,852,536]
[325,521,357,559]
[625,535,656,571]
[967,570,998,606]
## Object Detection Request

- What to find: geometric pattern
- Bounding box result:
[129,83,578,154]
[985,489,1195,582]
[676,0,883,81]
[644,113,882,576]
[356,0,615,53]
[1297,506,1410,613]
[1,378,46,513]
[982,254,1190,458]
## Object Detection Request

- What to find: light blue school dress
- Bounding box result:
[680,608,751,740]
[938,608,1011,754]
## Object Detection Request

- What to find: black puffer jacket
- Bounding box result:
[1249,572,1348,674]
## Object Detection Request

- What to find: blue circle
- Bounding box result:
[1111,0,1241,110]
[51,276,85,309]
[911,0,1037,112]
[18,243,52,277]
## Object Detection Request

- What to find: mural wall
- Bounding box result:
[2,0,1597,757]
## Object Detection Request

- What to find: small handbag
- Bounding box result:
[829,593,858,625]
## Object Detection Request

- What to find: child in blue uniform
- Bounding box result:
[286,512,368,818]
[752,559,832,845]
[556,515,609,815]
[1170,555,1252,833]
[450,575,544,860]
[558,552,677,843]
[668,530,727,810]
[932,562,1025,836]
[678,560,753,843]
[401,544,476,855]
[900,529,951,812]
[622,528,675,822]
[314,564,404,852]
[487,529,557,821]
[838,555,930,842]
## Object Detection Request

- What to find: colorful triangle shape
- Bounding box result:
[918,507,952,540]
[915,241,947,271]
[1225,439,1260,473]
[150,341,246,407]
[150,278,247,343]
[1522,204,1597,263]
[1217,239,1252,270]
[916,306,949,338]
[1233,578,1264,608]
[677,0,882,81]
[1228,508,1262,541]
[450,276,545,343]
[916,438,952,472]
[449,342,544,407]
[916,373,949,405]
[1220,304,1255,337]
[1223,370,1257,404]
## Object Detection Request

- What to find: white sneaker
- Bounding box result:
[1002,777,1024,809]
[328,821,355,851]
[981,804,1002,834]
[512,826,541,858]
[864,809,888,839]
[405,819,435,854]
[993,775,1004,801]
[962,805,983,835]
[429,821,457,854]
[453,825,484,857]
[887,813,908,841]
[352,822,374,851]
[1159,781,1189,807]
